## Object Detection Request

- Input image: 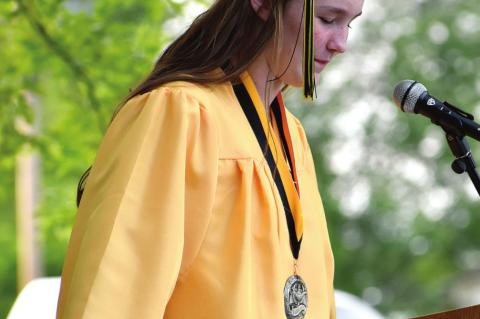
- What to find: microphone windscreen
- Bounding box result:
[393,80,427,113]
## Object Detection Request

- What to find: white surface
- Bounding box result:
[7,278,61,319]
[7,277,384,319]
[335,290,385,319]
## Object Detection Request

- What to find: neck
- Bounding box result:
[247,53,284,111]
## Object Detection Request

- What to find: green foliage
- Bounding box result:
[1,0,479,318]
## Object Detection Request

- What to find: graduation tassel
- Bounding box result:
[303,0,315,100]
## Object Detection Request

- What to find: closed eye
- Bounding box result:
[316,5,363,30]
[319,17,335,24]
[319,17,353,30]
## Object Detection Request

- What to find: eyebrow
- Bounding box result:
[316,5,363,20]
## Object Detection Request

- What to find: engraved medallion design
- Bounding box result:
[284,275,308,319]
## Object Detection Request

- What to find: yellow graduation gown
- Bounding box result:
[56,72,336,319]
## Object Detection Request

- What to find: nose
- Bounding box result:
[326,28,348,54]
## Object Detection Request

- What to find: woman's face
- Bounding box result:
[266,0,364,87]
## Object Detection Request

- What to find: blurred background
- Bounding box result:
[1,0,479,317]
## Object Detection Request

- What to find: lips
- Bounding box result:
[314,58,330,65]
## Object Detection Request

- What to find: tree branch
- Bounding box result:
[15,0,105,133]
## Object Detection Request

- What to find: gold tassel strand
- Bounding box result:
[303,0,315,100]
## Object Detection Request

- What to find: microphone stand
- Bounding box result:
[444,130,480,197]
[435,100,480,197]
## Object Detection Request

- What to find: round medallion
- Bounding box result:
[283,275,308,319]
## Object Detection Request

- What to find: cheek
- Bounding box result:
[277,27,303,68]
[313,24,328,47]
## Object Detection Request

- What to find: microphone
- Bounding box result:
[393,80,480,141]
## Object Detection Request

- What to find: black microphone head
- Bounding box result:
[393,80,428,113]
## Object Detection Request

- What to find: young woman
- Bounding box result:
[56,0,364,318]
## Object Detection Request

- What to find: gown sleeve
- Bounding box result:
[56,86,219,319]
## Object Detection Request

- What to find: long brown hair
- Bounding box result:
[121,0,287,104]
[77,0,289,207]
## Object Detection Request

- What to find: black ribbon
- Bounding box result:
[233,83,302,259]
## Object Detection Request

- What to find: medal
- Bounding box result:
[234,73,308,319]
[284,275,308,319]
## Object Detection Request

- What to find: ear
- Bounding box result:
[250,0,271,21]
